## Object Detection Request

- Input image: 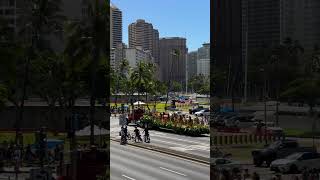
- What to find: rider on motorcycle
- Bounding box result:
[134,127,142,142]
[143,127,150,143]
[123,125,128,137]
[120,126,127,144]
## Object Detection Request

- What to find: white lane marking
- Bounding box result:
[169,145,210,151]
[152,139,191,146]
[122,174,136,180]
[159,167,187,177]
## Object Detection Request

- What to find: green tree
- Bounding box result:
[248,38,304,100]
[281,45,320,114]
[64,0,109,145]
[172,81,182,93]
[113,59,130,108]
[130,61,155,102]
[29,51,68,125]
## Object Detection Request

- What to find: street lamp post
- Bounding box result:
[260,68,268,145]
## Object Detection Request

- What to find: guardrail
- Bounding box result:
[211,134,284,146]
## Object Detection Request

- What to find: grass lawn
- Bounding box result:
[284,128,320,138]
[217,144,264,162]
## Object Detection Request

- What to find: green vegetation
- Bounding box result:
[140,115,209,136]
[188,74,210,95]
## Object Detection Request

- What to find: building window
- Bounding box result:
[9,0,14,6]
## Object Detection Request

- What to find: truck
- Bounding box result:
[251,139,315,167]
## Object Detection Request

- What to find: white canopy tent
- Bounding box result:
[133,101,146,106]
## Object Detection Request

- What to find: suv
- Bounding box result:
[252,140,315,167]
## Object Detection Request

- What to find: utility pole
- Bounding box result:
[244,31,248,104]
[186,52,188,94]
[261,68,268,145]
[244,3,249,104]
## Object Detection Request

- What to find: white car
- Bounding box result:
[270,152,320,173]
[211,158,242,171]
[195,109,209,116]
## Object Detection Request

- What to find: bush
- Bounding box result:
[146,115,209,136]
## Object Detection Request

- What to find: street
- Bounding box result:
[110,141,210,180]
[110,116,210,158]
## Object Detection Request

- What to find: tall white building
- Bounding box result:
[125,47,154,68]
[197,43,210,77]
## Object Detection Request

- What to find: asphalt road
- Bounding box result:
[110,116,210,158]
[110,141,210,180]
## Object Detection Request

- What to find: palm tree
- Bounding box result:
[29,51,67,128]
[64,0,108,145]
[10,0,65,142]
[130,61,155,106]
[114,59,129,108]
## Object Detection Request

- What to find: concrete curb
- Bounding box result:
[111,138,210,165]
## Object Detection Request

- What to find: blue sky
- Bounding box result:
[111,0,210,52]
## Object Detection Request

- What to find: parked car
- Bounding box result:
[211,158,242,171]
[211,113,237,127]
[225,116,255,128]
[252,140,315,167]
[270,152,320,173]
[189,106,205,114]
[195,109,209,116]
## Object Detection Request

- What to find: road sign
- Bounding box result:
[119,114,127,126]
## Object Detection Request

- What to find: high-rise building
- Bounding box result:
[111,43,126,70]
[242,0,281,51]
[0,0,95,51]
[125,46,154,68]
[0,0,19,34]
[242,0,320,55]
[159,37,187,84]
[110,3,122,49]
[128,19,159,63]
[280,0,320,54]
[212,0,243,97]
[197,43,210,77]
[187,51,198,80]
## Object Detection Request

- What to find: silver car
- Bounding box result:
[270,152,320,173]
